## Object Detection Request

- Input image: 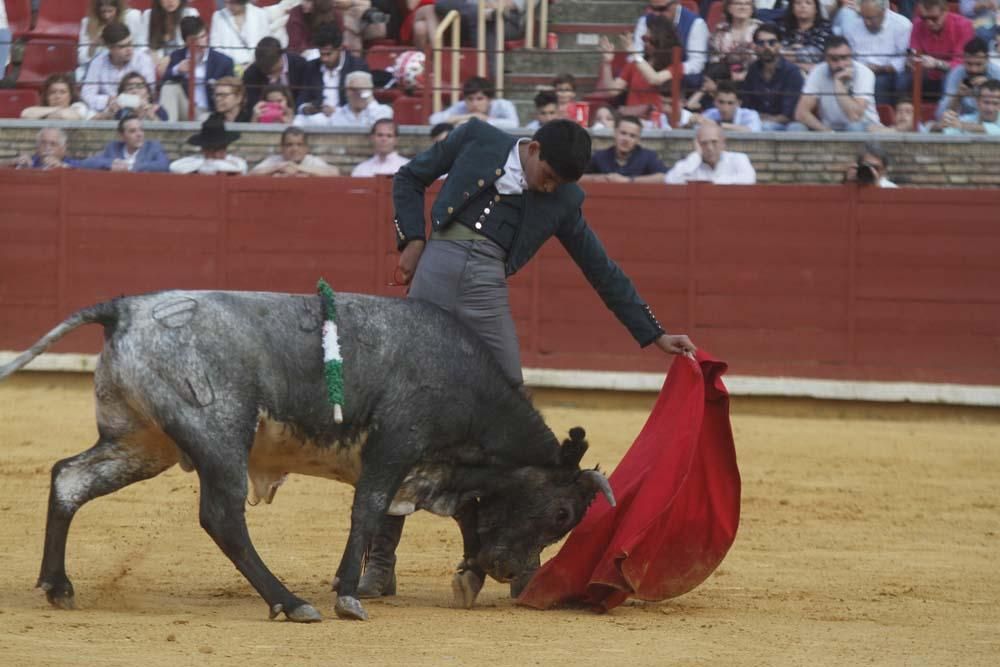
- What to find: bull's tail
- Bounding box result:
[0,300,120,381]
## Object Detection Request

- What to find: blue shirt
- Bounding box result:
[936,62,1000,119]
[585,145,667,177]
[741,57,805,120]
[702,107,763,132]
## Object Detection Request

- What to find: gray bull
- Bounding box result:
[0,290,614,622]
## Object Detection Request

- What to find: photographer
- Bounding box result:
[844,142,897,187]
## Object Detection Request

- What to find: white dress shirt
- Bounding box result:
[169,154,248,175]
[633,10,709,76]
[665,151,757,184]
[208,5,271,67]
[428,98,520,129]
[351,151,410,177]
[80,49,157,112]
[325,98,394,127]
[494,139,529,194]
[77,10,142,76]
[835,8,912,74]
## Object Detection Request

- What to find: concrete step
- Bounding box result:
[549,0,646,24]
[504,47,603,78]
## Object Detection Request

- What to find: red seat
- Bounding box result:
[366,45,408,72]
[393,95,427,124]
[5,0,34,37]
[706,1,724,31]
[0,88,41,118]
[14,38,78,88]
[877,103,895,126]
[920,101,937,122]
[189,0,216,27]
[33,0,89,40]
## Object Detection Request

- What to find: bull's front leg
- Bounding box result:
[452,500,486,609]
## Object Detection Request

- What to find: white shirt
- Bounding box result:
[322,59,345,109]
[879,176,898,188]
[494,139,529,194]
[633,10,709,76]
[252,153,333,174]
[351,151,410,177]
[77,10,142,73]
[802,61,880,128]
[208,5,271,67]
[169,154,248,175]
[428,98,520,129]
[665,151,757,184]
[80,49,157,112]
[702,107,763,132]
[835,9,912,74]
[122,146,139,171]
[326,98,394,127]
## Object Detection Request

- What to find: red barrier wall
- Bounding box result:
[2,171,999,385]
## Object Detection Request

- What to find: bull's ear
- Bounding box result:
[560,426,589,468]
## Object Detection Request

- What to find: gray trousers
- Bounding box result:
[409,239,523,386]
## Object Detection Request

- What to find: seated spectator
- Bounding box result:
[598,15,682,120]
[1,128,81,170]
[351,119,409,176]
[700,81,764,130]
[836,0,913,105]
[870,96,926,130]
[78,114,170,172]
[665,121,757,183]
[781,0,834,74]
[20,74,92,121]
[525,91,559,131]
[590,104,616,130]
[710,0,762,81]
[80,23,156,113]
[939,77,1000,132]
[399,0,439,51]
[297,70,393,127]
[742,22,805,130]
[251,84,296,124]
[297,24,369,118]
[169,113,248,175]
[160,16,236,122]
[902,0,975,99]
[553,73,578,115]
[582,115,668,183]
[654,84,695,128]
[683,61,731,113]
[843,141,897,186]
[958,0,997,42]
[631,0,710,86]
[287,0,339,57]
[209,0,272,70]
[430,122,454,142]
[139,0,200,77]
[77,0,142,82]
[792,35,881,130]
[936,37,1000,118]
[91,72,167,121]
[212,76,253,123]
[428,76,519,128]
[250,126,341,176]
[243,37,309,112]
[92,72,168,121]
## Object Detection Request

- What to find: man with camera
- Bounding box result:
[939,79,1000,134]
[935,37,1000,120]
[792,36,882,131]
[843,141,897,187]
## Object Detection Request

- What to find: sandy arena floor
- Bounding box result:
[1,372,998,666]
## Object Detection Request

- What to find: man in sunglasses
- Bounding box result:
[741,23,805,131]
[631,0,709,86]
[792,36,881,131]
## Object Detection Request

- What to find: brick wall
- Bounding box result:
[2,120,999,187]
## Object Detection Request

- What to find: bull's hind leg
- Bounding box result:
[38,436,177,609]
[192,454,322,623]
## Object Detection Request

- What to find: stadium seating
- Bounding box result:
[0,88,40,118]
[32,0,90,41]
[392,95,428,124]
[12,38,77,88]
[5,0,34,38]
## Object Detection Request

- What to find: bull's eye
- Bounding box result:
[555,508,570,525]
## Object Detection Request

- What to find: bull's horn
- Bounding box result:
[582,469,616,508]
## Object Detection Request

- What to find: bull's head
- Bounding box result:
[471,427,614,583]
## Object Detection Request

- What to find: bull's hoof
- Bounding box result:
[38,578,76,610]
[334,595,369,621]
[286,603,323,623]
[451,569,485,609]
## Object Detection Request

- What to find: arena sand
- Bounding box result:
[1,372,998,666]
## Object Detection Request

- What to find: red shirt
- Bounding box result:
[621,61,663,110]
[909,12,974,80]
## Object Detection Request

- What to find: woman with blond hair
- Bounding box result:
[77,0,141,80]
[20,73,92,120]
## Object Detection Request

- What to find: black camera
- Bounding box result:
[856,160,878,185]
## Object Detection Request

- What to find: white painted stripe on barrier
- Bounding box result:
[3,351,999,407]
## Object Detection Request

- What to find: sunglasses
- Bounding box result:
[755,38,779,46]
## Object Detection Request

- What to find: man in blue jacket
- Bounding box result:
[354,118,697,600]
[79,115,170,173]
[160,16,235,122]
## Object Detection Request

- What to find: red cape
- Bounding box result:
[517,352,741,611]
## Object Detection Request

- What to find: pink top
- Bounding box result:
[909,12,975,80]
